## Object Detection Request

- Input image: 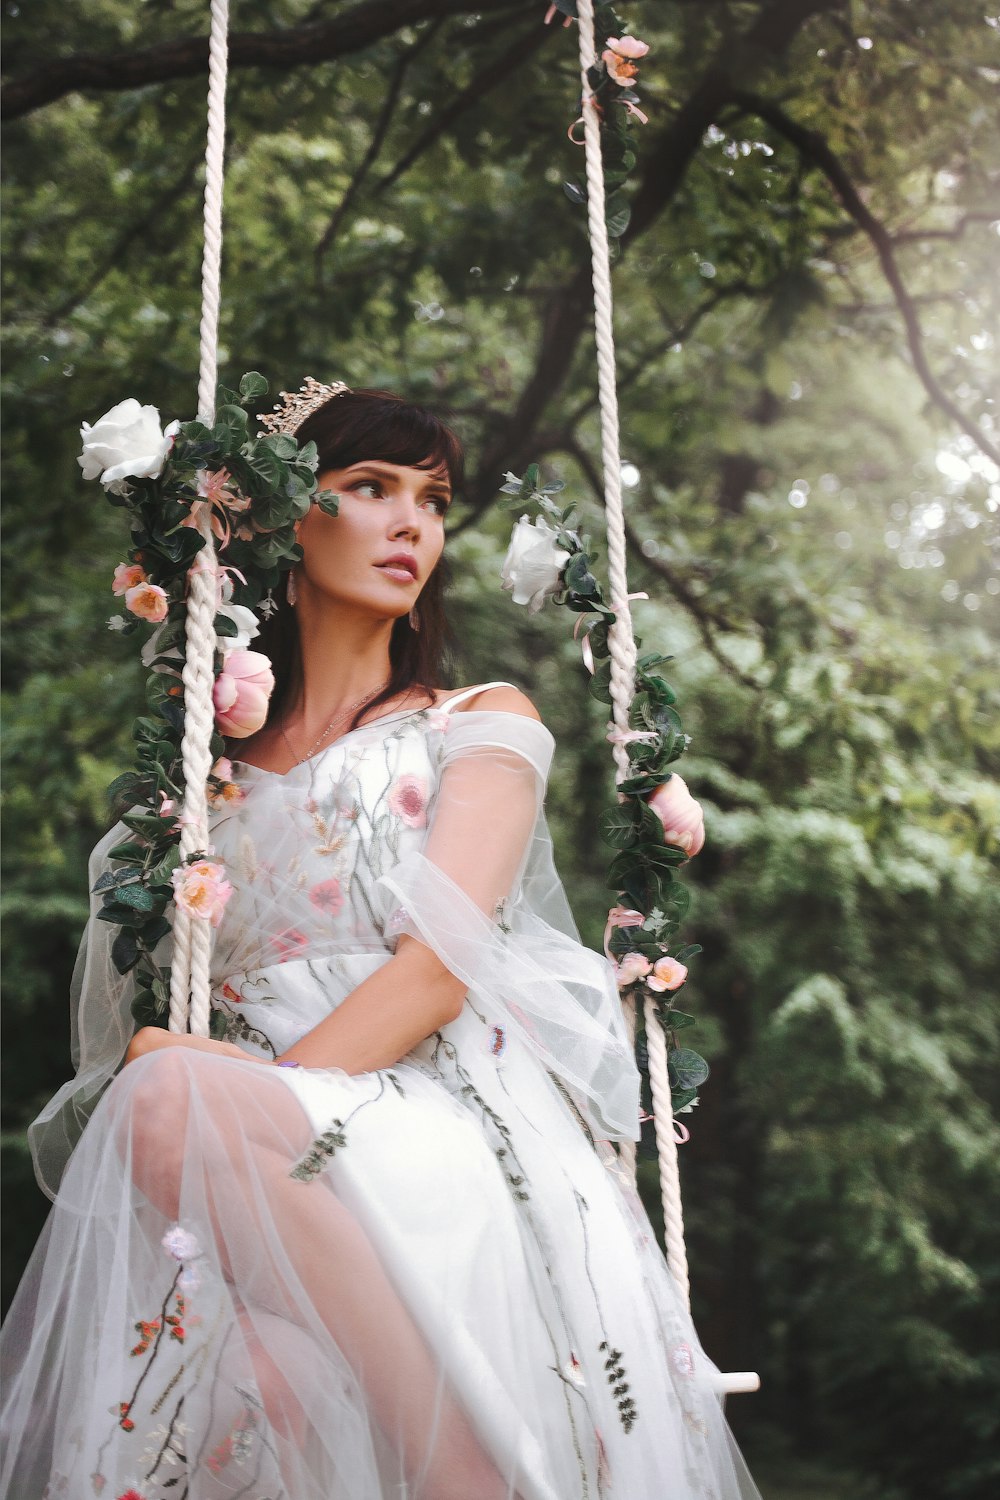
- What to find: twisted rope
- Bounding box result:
[574,0,686,1287]
[169,0,229,1037]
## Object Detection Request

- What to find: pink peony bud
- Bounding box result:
[170,858,233,927]
[211,756,234,781]
[212,649,275,738]
[646,774,705,857]
[615,952,652,988]
[646,955,688,993]
[124,581,169,623]
[113,562,147,596]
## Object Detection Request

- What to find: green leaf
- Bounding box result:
[665,1010,697,1031]
[238,370,269,401]
[113,882,156,913]
[112,929,141,974]
[668,1048,710,1092]
[600,805,638,849]
[588,658,613,703]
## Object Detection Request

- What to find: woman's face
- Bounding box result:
[295,456,452,616]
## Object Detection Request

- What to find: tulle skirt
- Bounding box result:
[2,1015,761,1499]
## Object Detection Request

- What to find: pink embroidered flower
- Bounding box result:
[602,35,650,85]
[387,774,428,828]
[309,877,345,917]
[162,1224,199,1261]
[213,648,275,738]
[646,774,705,857]
[112,562,146,596]
[269,927,310,963]
[671,1341,696,1377]
[647,955,688,992]
[124,581,169,623]
[90,1475,107,1495]
[221,980,242,1004]
[115,1489,142,1498]
[615,952,651,988]
[564,1352,586,1388]
[170,858,233,927]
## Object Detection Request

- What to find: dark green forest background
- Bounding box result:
[2,2,998,1496]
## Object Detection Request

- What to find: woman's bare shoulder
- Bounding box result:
[433,684,541,721]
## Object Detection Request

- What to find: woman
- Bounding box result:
[1,385,761,1499]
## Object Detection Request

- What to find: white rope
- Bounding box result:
[644,994,689,1300]
[574,0,687,1291]
[574,6,761,1393]
[169,0,229,1037]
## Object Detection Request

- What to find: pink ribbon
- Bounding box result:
[603,904,645,961]
[543,3,574,26]
[637,1110,691,1145]
[573,592,649,674]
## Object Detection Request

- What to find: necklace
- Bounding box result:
[279,681,389,767]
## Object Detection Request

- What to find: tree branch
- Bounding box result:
[1,0,534,120]
[892,210,999,244]
[460,0,843,518]
[314,20,445,283]
[373,15,554,197]
[730,90,1000,468]
[558,434,769,693]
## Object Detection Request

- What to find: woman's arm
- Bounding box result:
[127,688,543,1075]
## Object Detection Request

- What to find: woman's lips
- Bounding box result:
[376,563,417,582]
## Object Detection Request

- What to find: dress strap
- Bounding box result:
[439,681,518,714]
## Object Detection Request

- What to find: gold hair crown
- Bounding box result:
[256,376,351,436]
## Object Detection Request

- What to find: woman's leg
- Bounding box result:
[122,1048,524,1500]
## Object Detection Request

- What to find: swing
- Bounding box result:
[169,0,759,1401]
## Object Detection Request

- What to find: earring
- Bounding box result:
[286,569,298,607]
[408,605,420,633]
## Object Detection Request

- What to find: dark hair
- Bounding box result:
[249,387,462,736]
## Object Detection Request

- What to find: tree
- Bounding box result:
[3,2,997,1493]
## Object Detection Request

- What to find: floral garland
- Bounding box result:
[546,1,651,244]
[500,468,709,1113]
[80,372,337,1029]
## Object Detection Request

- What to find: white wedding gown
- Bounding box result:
[1,683,762,1500]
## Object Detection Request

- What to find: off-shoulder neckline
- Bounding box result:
[231,689,548,781]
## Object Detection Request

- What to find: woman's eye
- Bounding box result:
[353,480,384,498]
[423,496,450,515]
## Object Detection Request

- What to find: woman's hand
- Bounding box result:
[123,1026,269,1068]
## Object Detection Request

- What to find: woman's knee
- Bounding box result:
[116,1046,194,1198]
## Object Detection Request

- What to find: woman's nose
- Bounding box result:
[389,492,422,538]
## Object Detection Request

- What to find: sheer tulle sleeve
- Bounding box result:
[27,821,151,1199]
[376,710,641,1142]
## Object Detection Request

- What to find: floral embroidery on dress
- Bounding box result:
[387,773,428,828]
[268,926,310,963]
[599,1341,638,1432]
[309,876,345,916]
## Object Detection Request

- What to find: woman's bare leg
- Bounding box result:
[121,1050,525,1500]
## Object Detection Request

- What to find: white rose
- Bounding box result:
[217,603,260,653]
[500,514,570,613]
[78,398,180,487]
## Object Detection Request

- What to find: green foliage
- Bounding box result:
[2,2,998,1494]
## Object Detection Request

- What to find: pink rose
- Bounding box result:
[646,955,688,993]
[213,649,275,738]
[309,878,344,917]
[387,774,428,828]
[615,952,652,988]
[170,858,233,928]
[112,562,146,596]
[602,35,649,86]
[125,581,169,623]
[646,774,705,857]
